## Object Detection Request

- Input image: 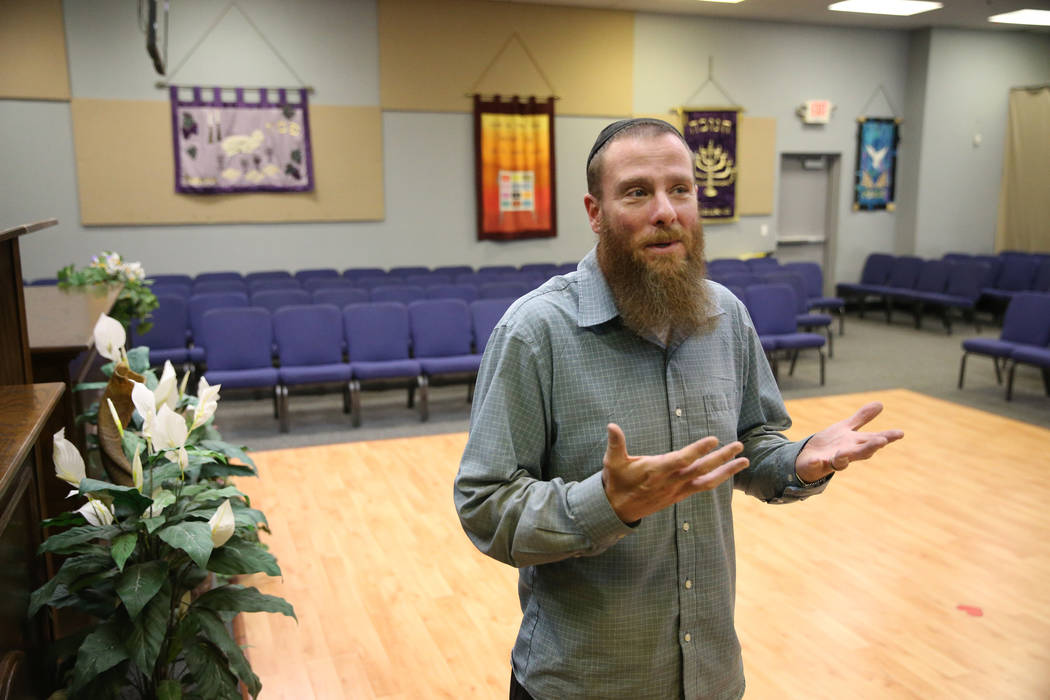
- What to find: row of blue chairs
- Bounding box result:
[147,262,578,285]
[838,252,1050,333]
[152,298,515,432]
[147,274,550,300]
[959,292,1050,401]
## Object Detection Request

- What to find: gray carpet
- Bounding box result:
[210,311,1049,453]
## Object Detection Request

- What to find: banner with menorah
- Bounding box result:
[678,107,740,223]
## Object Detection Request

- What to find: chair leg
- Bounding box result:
[826,328,834,359]
[958,353,968,389]
[466,380,475,403]
[350,380,361,428]
[407,385,415,408]
[838,308,845,336]
[1005,361,1016,401]
[1042,368,1050,396]
[818,350,825,386]
[417,376,429,422]
[913,302,922,330]
[277,385,289,433]
[993,357,1003,385]
[788,349,799,376]
[342,383,350,414]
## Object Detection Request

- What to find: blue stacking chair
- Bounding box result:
[149,274,194,286]
[707,258,749,277]
[959,292,1050,392]
[405,273,452,287]
[129,294,201,373]
[195,271,243,284]
[355,275,393,290]
[302,277,352,292]
[910,261,989,334]
[343,267,387,281]
[193,279,248,295]
[519,263,558,277]
[469,298,513,354]
[765,272,834,358]
[478,281,529,300]
[249,278,302,293]
[1007,344,1050,401]
[554,263,579,275]
[294,268,339,282]
[344,302,423,427]
[273,304,352,432]
[477,265,517,277]
[188,292,250,350]
[150,282,192,298]
[251,288,311,314]
[745,257,779,273]
[389,266,430,279]
[426,284,479,303]
[245,270,293,283]
[835,253,895,315]
[745,283,826,385]
[782,261,845,335]
[370,284,426,304]
[890,259,950,328]
[312,287,369,308]
[433,265,473,277]
[408,299,483,421]
[199,307,281,424]
[1033,259,1050,293]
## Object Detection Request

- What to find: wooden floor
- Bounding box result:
[234,389,1050,699]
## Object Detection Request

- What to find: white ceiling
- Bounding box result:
[496,0,1050,32]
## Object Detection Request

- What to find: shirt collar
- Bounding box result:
[576,246,728,331]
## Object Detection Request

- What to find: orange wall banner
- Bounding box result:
[474,95,556,240]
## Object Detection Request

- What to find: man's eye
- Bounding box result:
[626,188,646,197]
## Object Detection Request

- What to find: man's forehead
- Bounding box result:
[602,134,694,178]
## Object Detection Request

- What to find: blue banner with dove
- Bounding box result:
[853,117,899,211]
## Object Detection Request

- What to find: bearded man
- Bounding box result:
[454,118,903,700]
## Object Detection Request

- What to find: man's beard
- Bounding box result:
[596,217,712,339]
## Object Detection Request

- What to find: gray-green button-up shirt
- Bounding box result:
[455,249,829,700]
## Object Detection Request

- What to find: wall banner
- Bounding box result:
[853,117,900,211]
[474,95,556,240]
[678,107,740,223]
[170,86,314,194]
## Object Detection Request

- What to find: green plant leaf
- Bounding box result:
[158,521,214,569]
[200,440,256,469]
[39,524,121,555]
[157,679,183,700]
[233,506,269,531]
[121,431,145,465]
[116,560,168,619]
[127,579,170,676]
[200,461,256,479]
[185,640,243,699]
[79,478,152,518]
[191,485,246,504]
[40,511,87,529]
[126,346,151,374]
[28,552,112,616]
[189,609,261,697]
[110,532,137,571]
[143,515,166,534]
[70,618,129,693]
[73,381,109,392]
[192,584,296,621]
[207,539,280,577]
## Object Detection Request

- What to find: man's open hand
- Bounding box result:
[795,401,904,484]
[602,424,750,523]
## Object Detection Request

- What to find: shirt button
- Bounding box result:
[685,579,693,589]
[675,408,682,417]
[684,633,692,643]
[682,522,690,531]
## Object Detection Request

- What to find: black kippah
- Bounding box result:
[586,118,682,169]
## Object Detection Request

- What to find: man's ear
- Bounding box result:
[584,193,602,235]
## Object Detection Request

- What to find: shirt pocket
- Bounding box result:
[689,386,739,445]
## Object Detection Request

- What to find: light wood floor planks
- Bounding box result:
[234,389,1050,699]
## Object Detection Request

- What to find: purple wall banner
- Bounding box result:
[678,107,740,223]
[170,86,314,194]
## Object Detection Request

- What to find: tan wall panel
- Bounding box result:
[72,99,384,225]
[0,0,70,100]
[379,0,633,116]
[737,116,776,216]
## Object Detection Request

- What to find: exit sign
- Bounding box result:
[801,99,833,124]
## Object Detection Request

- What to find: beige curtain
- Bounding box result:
[995,86,1050,252]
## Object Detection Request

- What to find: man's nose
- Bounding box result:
[650,191,677,226]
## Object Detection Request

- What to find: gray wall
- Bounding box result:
[5,0,1048,285]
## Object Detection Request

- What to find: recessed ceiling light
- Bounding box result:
[828,1,943,17]
[988,9,1050,26]
[697,0,746,4]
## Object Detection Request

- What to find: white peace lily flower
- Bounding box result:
[209,499,235,548]
[78,498,115,527]
[142,488,173,518]
[131,381,157,439]
[52,428,86,487]
[152,405,188,451]
[153,361,179,410]
[131,449,143,493]
[191,377,221,430]
[175,445,189,477]
[106,398,124,438]
[93,313,126,362]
